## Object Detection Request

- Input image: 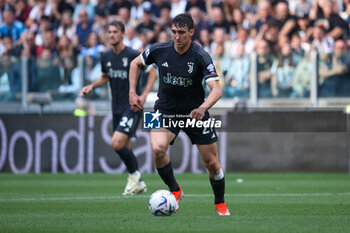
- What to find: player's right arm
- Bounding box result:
[80,74,109,97]
[129,55,145,111]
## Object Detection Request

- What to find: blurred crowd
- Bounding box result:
[1,0,350,102]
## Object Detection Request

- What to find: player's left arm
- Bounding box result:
[190,80,222,120]
[139,65,157,106]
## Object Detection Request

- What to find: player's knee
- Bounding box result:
[111,139,125,151]
[204,158,219,172]
[152,144,167,159]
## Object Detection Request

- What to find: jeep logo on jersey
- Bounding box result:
[187,62,194,73]
[163,73,192,87]
[108,68,128,79]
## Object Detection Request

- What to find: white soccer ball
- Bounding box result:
[148,190,177,216]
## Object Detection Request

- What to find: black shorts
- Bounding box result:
[113,109,141,138]
[157,109,218,145]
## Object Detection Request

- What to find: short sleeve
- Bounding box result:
[140,46,155,66]
[100,53,107,75]
[199,51,220,83]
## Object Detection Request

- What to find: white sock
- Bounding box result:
[130,171,140,177]
[214,168,224,181]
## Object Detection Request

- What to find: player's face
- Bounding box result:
[108,25,124,47]
[171,25,194,50]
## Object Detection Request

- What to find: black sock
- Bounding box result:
[210,177,225,204]
[157,162,179,192]
[116,147,139,174]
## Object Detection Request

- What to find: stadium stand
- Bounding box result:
[1,0,350,113]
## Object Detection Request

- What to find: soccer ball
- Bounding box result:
[148,190,177,216]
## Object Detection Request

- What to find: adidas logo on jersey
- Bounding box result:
[162,62,169,67]
[107,61,112,67]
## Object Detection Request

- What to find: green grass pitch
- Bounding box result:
[0,173,350,233]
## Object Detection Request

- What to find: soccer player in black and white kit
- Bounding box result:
[129,14,230,215]
[80,21,157,195]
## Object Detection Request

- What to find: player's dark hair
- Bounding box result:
[109,20,125,33]
[172,13,194,30]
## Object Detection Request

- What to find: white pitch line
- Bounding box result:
[0,192,349,202]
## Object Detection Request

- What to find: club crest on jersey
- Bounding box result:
[187,62,194,73]
[122,57,128,67]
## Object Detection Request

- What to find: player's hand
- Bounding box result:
[129,92,143,112]
[80,85,93,97]
[139,94,147,107]
[190,108,206,121]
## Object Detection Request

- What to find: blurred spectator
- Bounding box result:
[0,52,17,100]
[80,32,105,59]
[50,0,74,28]
[314,0,348,40]
[275,1,298,39]
[36,28,58,57]
[254,0,274,35]
[223,0,240,23]
[290,33,306,63]
[271,43,296,97]
[136,2,156,44]
[57,10,75,41]
[33,48,61,93]
[229,27,255,56]
[319,39,350,97]
[14,29,37,58]
[208,5,231,34]
[198,29,211,53]
[14,0,32,24]
[255,20,280,53]
[11,30,37,94]
[26,0,52,29]
[34,15,51,47]
[185,0,206,13]
[295,12,313,46]
[109,0,132,15]
[74,7,93,50]
[256,39,275,98]
[210,28,231,57]
[293,0,312,18]
[57,35,79,99]
[292,53,311,97]
[232,8,252,31]
[157,30,171,43]
[0,0,15,22]
[188,7,209,42]
[57,34,77,58]
[94,0,109,19]
[117,7,135,27]
[155,1,172,32]
[170,0,187,19]
[0,36,18,100]
[310,25,334,55]
[240,0,259,17]
[92,10,109,45]
[73,0,95,23]
[124,26,143,51]
[222,42,250,98]
[149,0,162,18]
[130,0,146,22]
[0,7,26,44]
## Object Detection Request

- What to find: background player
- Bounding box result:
[129,13,230,215]
[80,21,157,195]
